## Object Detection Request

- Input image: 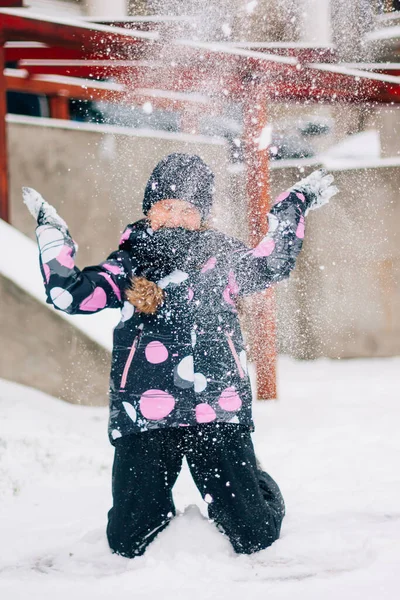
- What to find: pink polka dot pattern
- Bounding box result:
[99,272,121,301]
[273,191,290,205]
[103,263,122,275]
[79,287,107,312]
[139,389,175,420]
[223,285,235,307]
[43,263,51,283]
[218,386,242,411]
[201,256,217,273]
[296,215,305,239]
[145,341,169,364]
[228,270,239,295]
[223,269,240,306]
[252,237,275,258]
[188,287,194,302]
[119,227,132,245]
[296,192,306,203]
[195,403,216,423]
[56,245,74,269]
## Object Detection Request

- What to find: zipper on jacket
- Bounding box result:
[120,328,143,390]
[225,332,245,379]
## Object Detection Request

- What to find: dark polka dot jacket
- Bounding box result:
[35,188,309,444]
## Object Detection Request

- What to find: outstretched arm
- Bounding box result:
[231,169,338,296]
[23,187,133,314]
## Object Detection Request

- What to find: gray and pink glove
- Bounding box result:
[292,168,339,215]
[22,187,69,234]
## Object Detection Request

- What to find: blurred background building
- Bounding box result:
[1,0,399,404]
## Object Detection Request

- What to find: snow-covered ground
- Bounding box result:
[0,355,399,599]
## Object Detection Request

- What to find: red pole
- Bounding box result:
[0,40,9,223]
[180,108,199,134]
[243,88,277,400]
[49,94,70,120]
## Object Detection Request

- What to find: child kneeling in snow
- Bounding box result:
[24,153,337,557]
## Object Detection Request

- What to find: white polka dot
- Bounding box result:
[122,401,137,423]
[229,416,240,424]
[268,213,279,233]
[191,329,197,348]
[204,494,213,504]
[194,373,207,393]
[121,301,134,322]
[177,355,194,382]
[239,350,248,374]
[158,269,189,289]
[50,287,73,309]
[111,429,122,440]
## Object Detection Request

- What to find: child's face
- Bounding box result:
[148,199,202,231]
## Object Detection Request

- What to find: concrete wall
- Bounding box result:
[269,165,400,359]
[25,0,84,17]
[0,274,110,405]
[85,0,127,17]
[331,0,376,60]
[364,106,400,158]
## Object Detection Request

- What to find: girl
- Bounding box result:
[23,153,337,557]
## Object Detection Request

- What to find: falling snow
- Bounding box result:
[2,1,400,598]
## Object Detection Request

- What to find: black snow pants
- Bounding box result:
[107,424,285,557]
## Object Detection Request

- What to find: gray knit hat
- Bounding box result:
[142,153,215,220]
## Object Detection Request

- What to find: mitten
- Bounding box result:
[22,187,69,234]
[292,169,339,216]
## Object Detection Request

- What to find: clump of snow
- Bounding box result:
[142,101,153,115]
[245,1,258,14]
[221,23,232,37]
[0,356,399,599]
[257,125,273,150]
[365,25,400,42]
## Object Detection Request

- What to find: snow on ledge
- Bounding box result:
[322,155,400,171]
[365,25,400,42]
[6,114,227,146]
[231,41,334,50]
[269,130,400,173]
[270,154,400,172]
[0,218,117,352]
[81,15,198,24]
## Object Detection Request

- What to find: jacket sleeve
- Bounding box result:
[36,223,133,314]
[231,188,307,296]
